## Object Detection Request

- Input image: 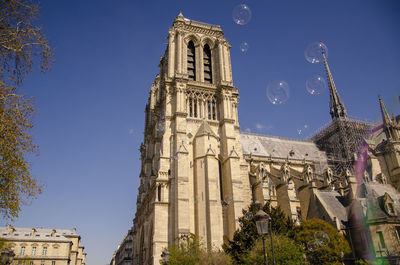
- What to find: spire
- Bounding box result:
[378,94,392,126]
[322,50,348,120]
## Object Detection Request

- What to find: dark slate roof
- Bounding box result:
[365,183,400,212]
[316,190,348,224]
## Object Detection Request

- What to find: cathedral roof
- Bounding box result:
[316,190,348,225]
[240,132,328,170]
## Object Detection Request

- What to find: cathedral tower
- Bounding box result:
[132,13,246,264]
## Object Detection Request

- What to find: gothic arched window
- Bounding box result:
[187,41,196,81]
[203,44,212,83]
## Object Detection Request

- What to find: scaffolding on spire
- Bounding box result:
[311,48,375,175]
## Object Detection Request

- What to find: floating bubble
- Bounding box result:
[224,195,234,205]
[232,4,252,25]
[307,240,319,252]
[244,212,253,220]
[266,80,290,105]
[305,42,328,63]
[156,121,165,132]
[306,75,326,95]
[240,42,249,52]
[297,124,309,136]
[314,231,330,246]
[248,141,261,154]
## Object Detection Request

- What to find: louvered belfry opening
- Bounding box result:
[187,41,196,81]
[203,44,212,83]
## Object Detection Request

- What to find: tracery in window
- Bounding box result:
[186,90,218,121]
[203,44,212,83]
[187,41,196,81]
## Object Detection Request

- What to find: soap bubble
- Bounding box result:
[240,42,249,52]
[297,124,309,136]
[245,212,253,220]
[248,141,261,154]
[307,240,319,251]
[156,121,165,132]
[266,80,290,105]
[306,75,326,95]
[314,231,330,246]
[305,42,328,63]
[232,4,252,25]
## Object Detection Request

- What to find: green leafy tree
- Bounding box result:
[241,234,306,265]
[223,202,294,264]
[293,218,351,265]
[0,0,53,219]
[161,234,232,265]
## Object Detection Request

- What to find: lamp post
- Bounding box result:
[255,209,276,265]
[0,249,15,265]
[161,249,170,264]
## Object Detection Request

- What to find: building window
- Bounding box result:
[395,226,400,242]
[52,261,56,265]
[207,100,211,120]
[42,247,47,256]
[32,246,36,255]
[193,98,198,118]
[189,98,193,117]
[157,185,162,202]
[203,44,212,83]
[377,231,386,248]
[387,203,395,215]
[187,41,196,81]
[212,101,216,120]
[20,246,25,255]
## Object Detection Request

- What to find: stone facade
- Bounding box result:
[0,225,86,265]
[128,13,400,265]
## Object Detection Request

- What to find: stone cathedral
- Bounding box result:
[124,14,400,265]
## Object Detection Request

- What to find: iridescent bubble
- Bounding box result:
[307,240,319,252]
[240,42,249,52]
[305,42,328,63]
[306,75,326,95]
[314,231,330,246]
[266,80,290,105]
[248,141,261,154]
[232,4,252,25]
[297,124,309,136]
[156,121,165,132]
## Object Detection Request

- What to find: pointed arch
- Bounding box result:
[203,44,212,83]
[187,40,196,81]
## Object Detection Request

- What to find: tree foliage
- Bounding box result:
[241,235,305,265]
[0,0,53,219]
[161,234,232,265]
[223,201,294,264]
[293,218,351,265]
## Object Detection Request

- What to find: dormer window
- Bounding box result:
[187,41,196,81]
[379,192,397,216]
[203,44,212,83]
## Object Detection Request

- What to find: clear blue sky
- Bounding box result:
[2,0,400,264]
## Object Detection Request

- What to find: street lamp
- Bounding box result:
[161,249,170,264]
[255,209,276,265]
[0,249,15,265]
